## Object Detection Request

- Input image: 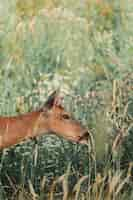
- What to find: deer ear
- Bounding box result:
[44,90,59,109]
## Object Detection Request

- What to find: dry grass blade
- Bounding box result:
[33,143,38,167]
[73,175,88,200]
[112,80,117,113]
[62,176,69,200]
[115,162,133,196]
[50,164,71,200]
[87,173,108,200]
[107,171,123,199]
[6,174,17,192]
[28,180,38,200]
[115,176,129,197]
[49,175,65,200]
[112,122,133,153]
[112,130,123,152]
[40,176,46,191]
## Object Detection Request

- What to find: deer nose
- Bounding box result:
[79,131,89,141]
[83,131,89,138]
[77,131,89,145]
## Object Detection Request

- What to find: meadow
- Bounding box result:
[0,0,133,199]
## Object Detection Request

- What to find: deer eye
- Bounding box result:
[62,114,70,120]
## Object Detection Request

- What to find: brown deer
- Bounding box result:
[0,91,89,149]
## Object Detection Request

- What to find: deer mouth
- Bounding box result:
[65,131,89,145]
[78,131,89,144]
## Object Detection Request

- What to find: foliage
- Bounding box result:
[0,0,133,199]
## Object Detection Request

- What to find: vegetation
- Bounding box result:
[0,0,133,199]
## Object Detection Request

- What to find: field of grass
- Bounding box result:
[0,0,133,199]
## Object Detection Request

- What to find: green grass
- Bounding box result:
[0,0,133,199]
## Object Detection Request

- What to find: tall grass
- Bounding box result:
[0,0,133,199]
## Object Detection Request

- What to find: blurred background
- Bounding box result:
[0,0,132,199]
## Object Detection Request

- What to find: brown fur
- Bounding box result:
[0,91,88,149]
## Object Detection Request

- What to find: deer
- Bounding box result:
[0,91,89,149]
